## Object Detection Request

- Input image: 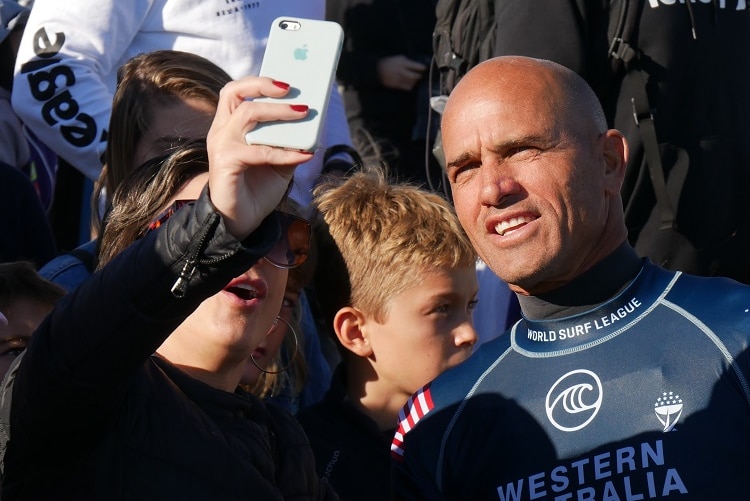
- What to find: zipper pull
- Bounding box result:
[171,260,196,298]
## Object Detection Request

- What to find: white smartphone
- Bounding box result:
[244,17,344,152]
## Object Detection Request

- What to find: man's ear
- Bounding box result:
[333,307,373,357]
[601,129,628,194]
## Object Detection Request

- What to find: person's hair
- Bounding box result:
[97,141,209,269]
[246,301,308,399]
[284,199,317,295]
[97,140,310,400]
[312,165,477,328]
[92,49,231,231]
[245,197,314,399]
[0,261,66,309]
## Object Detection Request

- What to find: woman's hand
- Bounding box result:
[206,77,313,239]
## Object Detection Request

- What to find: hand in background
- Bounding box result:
[377,55,427,91]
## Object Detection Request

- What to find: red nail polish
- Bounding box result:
[272,80,290,90]
[290,104,309,112]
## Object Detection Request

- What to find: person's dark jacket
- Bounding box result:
[297,365,394,501]
[326,0,436,160]
[0,162,55,267]
[2,188,337,500]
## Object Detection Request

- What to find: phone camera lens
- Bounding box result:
[280,22,289,29]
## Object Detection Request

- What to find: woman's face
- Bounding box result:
[157,173,289,370]
[240,287,299,387]
[188,261,288,362]
[133,97,215,169]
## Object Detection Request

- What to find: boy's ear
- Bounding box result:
[333,306,373,357]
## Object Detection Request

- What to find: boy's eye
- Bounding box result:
[468,299,479,311]
[435,304,450,313]
[281,297,296,309]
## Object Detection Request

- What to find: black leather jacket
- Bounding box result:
[2,189,337,500]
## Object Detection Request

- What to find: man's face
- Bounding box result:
[442,63,614,295]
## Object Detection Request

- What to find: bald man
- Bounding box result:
[391,56,750,500]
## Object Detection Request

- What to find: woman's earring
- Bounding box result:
[249,316,299,375]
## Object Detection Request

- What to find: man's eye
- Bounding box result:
[468,299,479,312]
[449,162,478,183]
[281,297,296,309]
[507,146,537,158]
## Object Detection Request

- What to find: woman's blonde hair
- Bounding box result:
[246,301,308,399]
[244,198,315,399]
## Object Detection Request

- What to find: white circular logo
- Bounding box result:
[545,369,603,432]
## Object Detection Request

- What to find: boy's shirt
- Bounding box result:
[297,365,394,501]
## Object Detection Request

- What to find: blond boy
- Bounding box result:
[297,168,478,501]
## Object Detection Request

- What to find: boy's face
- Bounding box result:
[366,266,479,398]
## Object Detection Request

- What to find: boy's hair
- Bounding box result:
[312,166,476,326]
[0,261,66,309]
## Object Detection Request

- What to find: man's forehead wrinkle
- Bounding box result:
[443,63,567,169]
[446,151,475,170]
[445,134,528,171]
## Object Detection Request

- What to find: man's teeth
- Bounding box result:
[495,216,534,236]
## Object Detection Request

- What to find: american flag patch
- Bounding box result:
[391,384,434,460]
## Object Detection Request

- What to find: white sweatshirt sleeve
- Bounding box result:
[11,0,154,180]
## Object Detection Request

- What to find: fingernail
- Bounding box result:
[290,104,308,112]
[272,80,290,90]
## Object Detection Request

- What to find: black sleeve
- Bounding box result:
[8,186,280,463]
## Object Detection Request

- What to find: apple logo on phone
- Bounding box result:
[294,44,308,61]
